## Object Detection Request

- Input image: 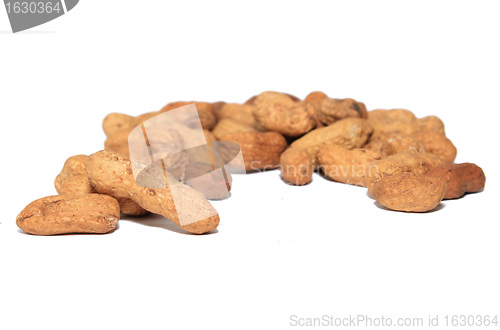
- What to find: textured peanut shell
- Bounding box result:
[364,134,426,157]
[87,150,219,234]
[58,175,95,197]
[291,117,374,165]
[17,194,120,235]
[245,92,300,105]
[212,101,226,119]
[367,109,417,140]
[161,101,215,116]
[212,119,257,140]
[304,91,328,104]
[304,91,328,128]
[369,151,446,188]
[106,127,186,169]
[219,132,288,170]
[55,154,148,216]
[252,91,316,137]
[102,112,160,137]
[218,103,265,131]
[369,173,446,212]
[317,98,367,125]
[54,155,89,193]
[160,101,216,130]
[104,129,131,156]
[279,147,314,185]
[410,116,445,135]
[317,144,382,187]
[411,131,457,163]
[425,163,486,199]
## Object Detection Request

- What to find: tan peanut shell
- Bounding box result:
[162,101,215,115]
[58,175,95,197]
[291,117,374,165]
[304,91,328,104]
[102,111,160,137]
[304,91,328,128]
[369,151,446,186]
[411,131,457,163]
[212,101,226,119]
[317,144,382,187]
[17,194,120,235]
[212,118,257,140]
[252,91,317,137]
[55,154,148,216]
[317,98,367,125]
[369,173,446,212]
[367,109,417,140]
[245,92,300,105]
[219,131,288,170]
[409,115,445,135]
[218,103,265,131]
[364,134,426,157]
[161,101,216,130]
[425,163,486,199]
[279,147,314,185]
[54,155,90,193]
[87,150,219,234]
[104,129,131,156]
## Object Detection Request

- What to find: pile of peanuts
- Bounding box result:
[16,91,486,235]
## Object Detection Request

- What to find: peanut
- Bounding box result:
[425,163,486,199]
[252,91,317,137]
[55,154,149,216]
[87,150,219,234]
[17,194,120,235]
[364,134,426,157]
[102,111,160,137]
[317,98,367,125]
[411,131,457,164]
[217,103,265,131]
[369,173,446,212]
[304,91,328,128]
[369,151,446,186]
[161,101,216,130]
[212,118,257,140]
[304,91,328,104]
[219,131,288,171]
[212,101,226,120]
[317,145,381,187]
[54,155,89,193]
[245,92,300,105]
[279,147,314,185]
[291,117,374,165]
[367,109,417,140]
[409,115,445,135]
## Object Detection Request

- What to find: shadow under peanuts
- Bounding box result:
[121,214,219,235]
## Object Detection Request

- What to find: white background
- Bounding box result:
[1,1,499,329]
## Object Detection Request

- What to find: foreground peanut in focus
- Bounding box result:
[16,90,486,235]
[17,194,120,235]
